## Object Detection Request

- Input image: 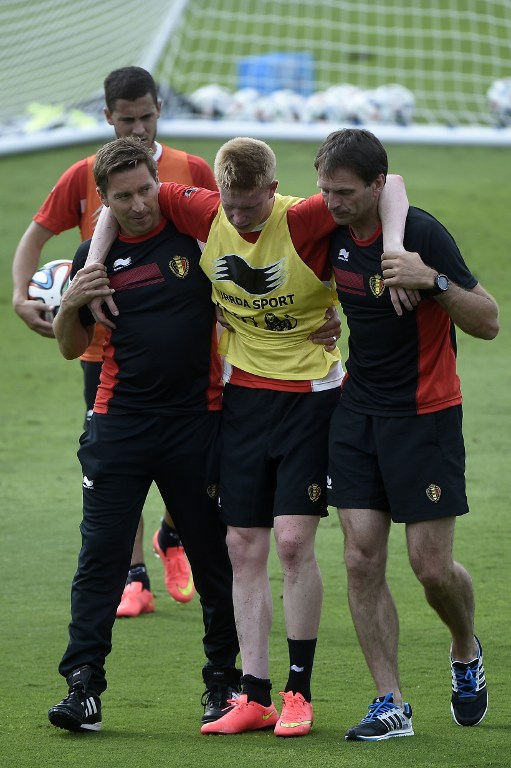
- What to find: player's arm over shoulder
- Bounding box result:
[54,245,112,359]
[158,182,219,241]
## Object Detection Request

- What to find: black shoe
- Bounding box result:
[345,692,414,741]
[451,636,488,726]
[201,667,242,724]
[48,666,102,732]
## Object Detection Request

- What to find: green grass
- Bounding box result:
[0,139,510,767]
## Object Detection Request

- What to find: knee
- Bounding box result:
[409,553,449,591]
[275,529,315,571]
[343,539,387,581]
[225,528,267,571]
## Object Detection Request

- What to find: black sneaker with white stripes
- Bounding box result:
[48,666,102,732]
[450,636,488,726]
[345,692,414,741]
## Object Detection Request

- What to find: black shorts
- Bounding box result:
[328,400,468,523]
[219,384,340,527]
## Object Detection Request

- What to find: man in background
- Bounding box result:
[12,66,217,617]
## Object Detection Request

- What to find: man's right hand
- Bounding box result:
[13,298,55,338]
[60,263,114,318]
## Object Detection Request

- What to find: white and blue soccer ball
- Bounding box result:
[188,84,234,118]
[487,78,511,127]
[373,84,416,126]
[349,89,383,125]
[256,89,306,122]
[323,85,365,123]
[28,259,72,317]
[226,88,262,121]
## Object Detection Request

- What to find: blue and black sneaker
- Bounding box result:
[345,692,414,741]
[451,636,488,726]
[48,666,102,732]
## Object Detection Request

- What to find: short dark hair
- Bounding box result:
[93,137,158,196]
[103,66,158,112]
[314,128,388,184]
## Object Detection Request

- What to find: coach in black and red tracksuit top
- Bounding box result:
[48,138,239,734]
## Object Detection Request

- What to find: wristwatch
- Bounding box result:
[431,273,450,295]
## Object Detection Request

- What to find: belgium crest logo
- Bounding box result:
[426,484,442,503]
[308,484,322,502]
[369,273,385,298]
[169,255,189,278]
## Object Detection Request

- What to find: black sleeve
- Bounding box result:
[405,208,478,296]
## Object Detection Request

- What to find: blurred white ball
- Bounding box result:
[350,89,382,124]
[373,84,415,125]
[323,85,364,122]
[487,78,511,127]
[225,88,261,120]
[256,89,306,122]
[188,85,233,118]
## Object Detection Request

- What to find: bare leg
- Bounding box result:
[406,517,478,661]
[226,526,272,679]
[274,515,322,639]
[339,508,403,706]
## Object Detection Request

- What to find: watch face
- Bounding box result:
[436,274,449,291]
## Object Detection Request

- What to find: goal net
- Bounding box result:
[1,0,511,154]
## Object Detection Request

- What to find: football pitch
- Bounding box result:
[0,138,509,768]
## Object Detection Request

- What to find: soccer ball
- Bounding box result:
[28,259,72,318]
[226,88,261,121]
[487,78,511,127]
[373,84,416,126]
[323,85,364,123]
[350,89,383,125]
[256,89,305,122]
[188,85,233,118]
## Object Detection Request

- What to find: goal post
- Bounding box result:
[1,0,511,155]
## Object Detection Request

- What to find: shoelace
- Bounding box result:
[453,665,478,698]
[226,695,246,709]
[362,693,398,722]
[280,692,305,718]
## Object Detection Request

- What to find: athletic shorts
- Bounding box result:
[328,400,469,523]
[218,383,340,527]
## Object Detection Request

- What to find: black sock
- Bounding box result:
[284,638,317,702]
[240,674,273,706]
[159,518,182,549]
[126,563,150,590]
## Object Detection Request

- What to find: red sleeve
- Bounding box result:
[158,183,220,241]
[33,158,89,235]
[287,194,336,280]
[187,155,217,191]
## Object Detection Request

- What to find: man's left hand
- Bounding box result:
[309,305,341,351]
[382,249,427,316]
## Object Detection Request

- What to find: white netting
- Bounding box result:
[1,0,511,153]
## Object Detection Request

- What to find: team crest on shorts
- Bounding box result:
[169,255,189,278]
[308,483,322,502]
[207,484,219,499]
[426,483,442,503]
[369,273,385,298]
